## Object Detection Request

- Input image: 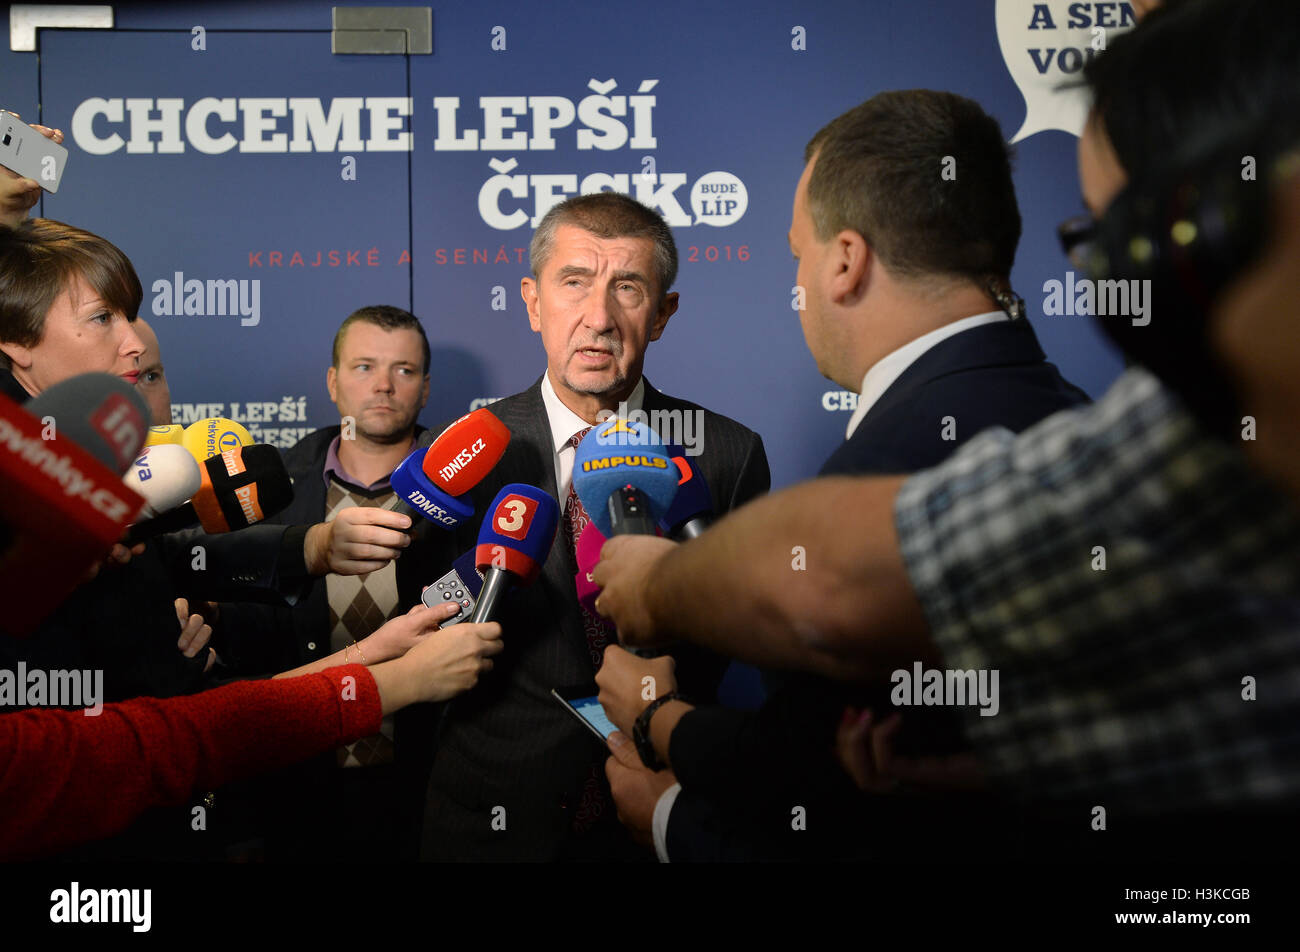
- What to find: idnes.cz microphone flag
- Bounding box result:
[387,408,511,530]
[423,408,512,496]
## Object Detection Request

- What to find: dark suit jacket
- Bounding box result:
[211,424,433,861]
[214,424,422,676]
[665,317,1090,861]
[404,375,770,861]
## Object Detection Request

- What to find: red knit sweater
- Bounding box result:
[0,664,380,860]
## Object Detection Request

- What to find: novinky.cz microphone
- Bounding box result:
[27,371,150,475]
[123,442,293,544]
[467,483,559,624]
[385,408,512,531]
[0,374,148,636]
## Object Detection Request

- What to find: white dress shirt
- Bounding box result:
[845,310,1010,439]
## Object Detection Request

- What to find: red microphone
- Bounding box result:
[0,380,147,636]
[422,409,511,496]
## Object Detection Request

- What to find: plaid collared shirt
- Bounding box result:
[894,366,1300,810]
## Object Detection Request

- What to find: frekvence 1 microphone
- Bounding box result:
[468,483,559,623]
[181,416,253,462]
[144,424,184,447]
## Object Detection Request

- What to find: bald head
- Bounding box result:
[134,317,173,425]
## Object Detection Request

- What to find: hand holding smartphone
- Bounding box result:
[1,111,68,193]
[552,684,620,744]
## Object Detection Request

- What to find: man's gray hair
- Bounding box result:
[529,192,678,298]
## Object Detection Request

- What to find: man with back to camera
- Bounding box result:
[595,89,1089,861]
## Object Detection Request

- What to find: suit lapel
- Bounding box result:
[490,376,592,670]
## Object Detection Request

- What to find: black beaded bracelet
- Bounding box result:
[632,691,682,770]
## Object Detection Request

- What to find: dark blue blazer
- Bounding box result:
[819,316,1090,476]
[665,317,1090,861]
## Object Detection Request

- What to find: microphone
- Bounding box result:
[0,374,148,636]
[573,522,606,616]
[123,443,293,544]
[658,449,714,540]
[144,424,184,447]
[27,372,151,475]
[387,447,475,530]
[181,416,253,462]
[122,443,202,520]
[384,409,511,529]
[422,408,512,496]
[468,483,560,623]
[572,419,678,657]
[571,419,679,538]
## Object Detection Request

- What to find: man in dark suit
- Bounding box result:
[596,90,1089,861]
[403,192,770,861]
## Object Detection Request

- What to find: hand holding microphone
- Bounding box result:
[121,442,292,545]
[385,408,511,532]
[589,535,678,649]
[468,483,560,623]
[572,419,680,653]
[303,506,414,577]
[369,615,505,709]
[313,409,515,578]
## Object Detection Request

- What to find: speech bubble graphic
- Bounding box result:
[997,0,1137,143]
[691,171,748,226]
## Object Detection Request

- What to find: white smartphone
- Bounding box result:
[0,112,68,193]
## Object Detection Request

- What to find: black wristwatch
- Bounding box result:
[632,691,682,770]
